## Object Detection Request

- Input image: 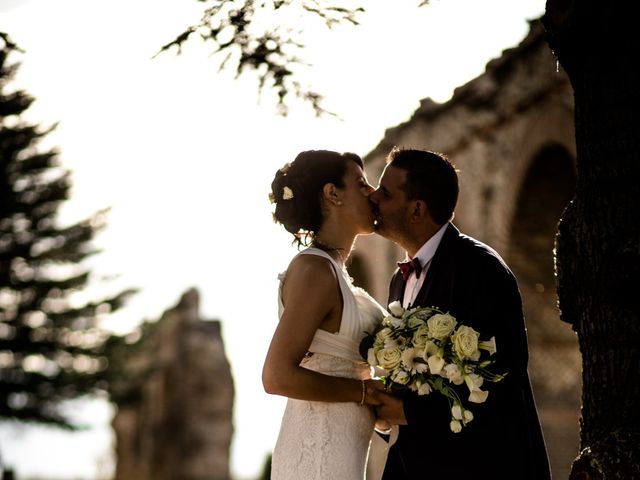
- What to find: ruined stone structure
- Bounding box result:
[110,289,234,480]
[352,20,580,478]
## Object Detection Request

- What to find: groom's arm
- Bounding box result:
[398,250,530,430]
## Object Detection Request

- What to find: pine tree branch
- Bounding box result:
[0,35,136,427]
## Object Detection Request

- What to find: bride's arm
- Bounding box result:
[262,255,369,403]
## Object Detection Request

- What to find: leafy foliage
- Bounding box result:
[0,33,136,428]
[157,0,365,115]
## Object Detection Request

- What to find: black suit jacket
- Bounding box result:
[382,224,551,479]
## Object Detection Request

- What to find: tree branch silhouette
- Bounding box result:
[156,0,365,116]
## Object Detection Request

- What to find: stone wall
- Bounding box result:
[111,289,234,480]
[352,20,581,479]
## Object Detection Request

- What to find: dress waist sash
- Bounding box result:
[308,329,363,363]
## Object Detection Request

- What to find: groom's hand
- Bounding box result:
[363,379,386,406]
[372,392,408,426]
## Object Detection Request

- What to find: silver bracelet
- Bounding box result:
[359,380,366,406]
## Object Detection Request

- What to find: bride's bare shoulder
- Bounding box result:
[286,253,335,283]
[281,253,339,301]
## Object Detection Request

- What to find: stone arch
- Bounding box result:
[509,143,576,307]
[507,143,581,474]
[485,94,576,256]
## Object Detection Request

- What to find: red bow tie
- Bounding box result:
[397,257,422,281]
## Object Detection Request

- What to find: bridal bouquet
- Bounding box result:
[360,301,506,433]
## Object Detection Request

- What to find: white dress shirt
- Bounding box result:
[402,223,448,308]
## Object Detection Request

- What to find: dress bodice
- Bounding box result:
[278,247,386,363]
[273,248,386,480]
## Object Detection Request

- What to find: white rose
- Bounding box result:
[479,336,497,356]
[407,316,425,328]
[376,328,402,349]
[452,325,480,360]
[376,347,402,370]
[376,327,393,344]
[427,313,457,340]
[450,420,462,433]
[388,301,404,317]
[412,325,431,349]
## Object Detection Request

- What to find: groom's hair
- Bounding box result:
[386,146,459,225]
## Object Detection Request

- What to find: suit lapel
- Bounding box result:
[411,223,459,309]
[388,270,406,305]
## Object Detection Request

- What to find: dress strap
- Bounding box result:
[296,248,358,337]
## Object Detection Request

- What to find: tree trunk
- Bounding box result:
[543,1,640,478]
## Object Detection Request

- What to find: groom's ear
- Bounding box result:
[411,200,429,223]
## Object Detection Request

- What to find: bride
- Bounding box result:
[262,150,387,479]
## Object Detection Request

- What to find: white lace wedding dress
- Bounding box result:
[271,248,387,480]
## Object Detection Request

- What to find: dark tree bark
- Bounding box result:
[543,1,640,478]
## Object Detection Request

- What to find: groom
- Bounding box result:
[368,147,551,479]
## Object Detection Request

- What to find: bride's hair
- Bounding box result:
[271,150,363,247]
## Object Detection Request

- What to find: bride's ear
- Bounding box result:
[322,183,342,206]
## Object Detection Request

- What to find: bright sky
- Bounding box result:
[1,0,544,478]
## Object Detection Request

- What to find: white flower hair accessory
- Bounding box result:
[282,186,294,200]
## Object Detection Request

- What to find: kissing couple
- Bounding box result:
[262,147,551,479]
